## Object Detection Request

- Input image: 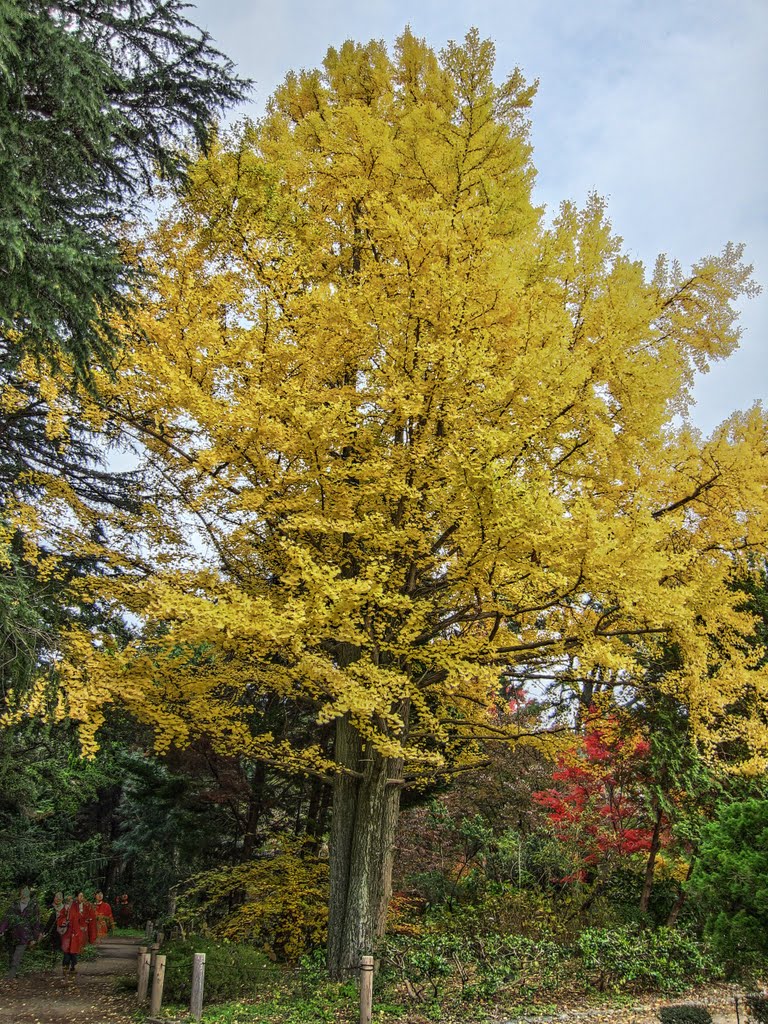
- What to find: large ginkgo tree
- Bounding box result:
[25,30,768,976]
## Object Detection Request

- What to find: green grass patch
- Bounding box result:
[112,925,147,938]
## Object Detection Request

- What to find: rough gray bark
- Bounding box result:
[327,712,407,979]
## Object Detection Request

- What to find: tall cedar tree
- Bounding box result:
[0,0,247,688]
[24,32,768,976]
[0,0,249,375]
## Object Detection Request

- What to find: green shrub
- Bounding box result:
[380,930,569,1002]
[690,799,768,966]
[427,882,567,941]
[160,937,281,1006]
[381,933,464,1000]
[468,932,567,997]
[657,1006,712,1024]
[746,993,768,1023]
[578,926,720,993]
[382,924,718,1003]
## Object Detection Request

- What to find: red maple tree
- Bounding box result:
[533,715,667,885]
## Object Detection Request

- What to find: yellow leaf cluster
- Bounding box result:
[176,842,329,959]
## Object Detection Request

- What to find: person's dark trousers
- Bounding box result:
[62,952,78,972]
[5,942,27,978]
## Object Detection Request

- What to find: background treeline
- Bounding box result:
[2,622,767,991]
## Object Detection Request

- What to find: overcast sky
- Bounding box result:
[188,0,766,435]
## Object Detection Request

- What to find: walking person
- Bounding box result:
[0,886,42,980]
[75,891,94,947]
[115,893,133,928]
[57,894,84,976]
[92,891,114,941]
[43,892,64,970]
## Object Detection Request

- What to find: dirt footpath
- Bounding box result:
[0,936,140,1024]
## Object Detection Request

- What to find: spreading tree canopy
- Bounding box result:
[15,30,768,975]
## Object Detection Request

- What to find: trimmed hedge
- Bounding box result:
[657,1007,712,1024]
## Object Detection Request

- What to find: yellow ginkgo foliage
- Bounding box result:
[29,30,768,975]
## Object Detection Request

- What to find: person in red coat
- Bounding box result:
[57,896,84,974]
[75,892,94,947]
[92,892,114,941]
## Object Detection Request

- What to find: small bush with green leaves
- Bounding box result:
[381,933,464,1000]
[383,924,719,1003]
[381,930,568,1001]
[468,933,567,997]
[746,993,768,1023]
[657,1007,712,1024]
[160,937,281,1006]
[578,926,720,993]
[426,881,568,941]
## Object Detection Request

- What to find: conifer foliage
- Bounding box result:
[0,0,249,375]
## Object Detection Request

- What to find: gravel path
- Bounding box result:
[0,936,141,1024]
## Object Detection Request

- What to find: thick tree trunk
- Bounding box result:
[639,799,664,914]
[327,713,405,980]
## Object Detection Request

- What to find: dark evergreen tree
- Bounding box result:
[0,0,249,375]
[0,0,248,698]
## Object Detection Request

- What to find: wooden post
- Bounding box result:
[137,952,151,1003]
[145,919,154,940]
[359,955,374,1024]
[149,941,160,973]
[136,945,148,998]
[150,954,166,1015]
[157,930,165,946]
[190,952,206,1021]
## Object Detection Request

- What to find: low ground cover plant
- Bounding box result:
[577,926,720,993]
[379,924,718,1004]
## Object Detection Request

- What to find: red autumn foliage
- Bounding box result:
[533,716,667,881]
